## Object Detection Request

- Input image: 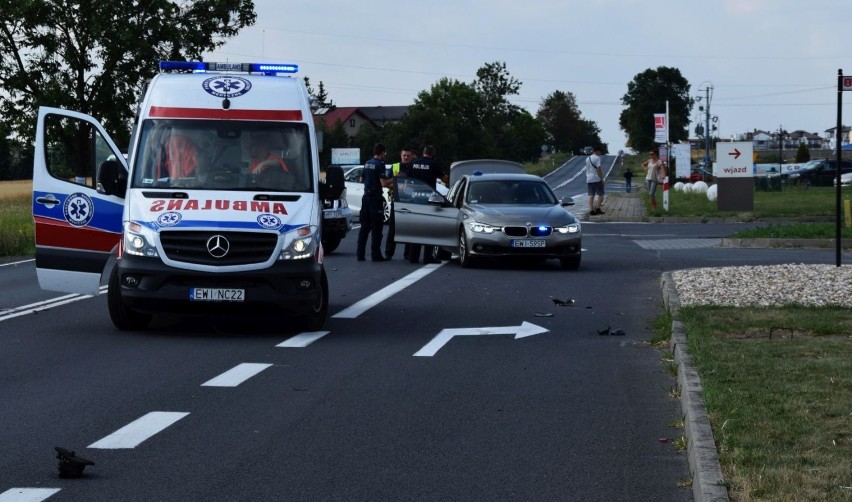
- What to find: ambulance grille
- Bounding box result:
[160,231,278,266]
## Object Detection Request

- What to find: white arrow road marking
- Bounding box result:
[201,363,273,387]
[277,331,330,348]
[333,262,444,318]
[0,488,60,502]
[88,411,189,449]
[413,321,549,357]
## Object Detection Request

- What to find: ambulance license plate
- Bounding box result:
[511,239,545,248]
[190,288,245,302]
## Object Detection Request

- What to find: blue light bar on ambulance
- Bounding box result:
[158,61,298,75]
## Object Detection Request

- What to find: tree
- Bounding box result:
[303,76,334,111]
[619,67,693,153]
[536,90,583,153]
[0,0,256,147]
[795,142,810,163]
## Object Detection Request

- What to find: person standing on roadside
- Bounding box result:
[356,143,392,262]
[383,147,414,260]
[402,145,444,263]
[586,146,605,215]
[642,149,666,210]
[624,167,634,193]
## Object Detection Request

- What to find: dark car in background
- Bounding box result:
[782,159,852,186]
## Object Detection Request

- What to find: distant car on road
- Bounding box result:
[344,165,447,223]
[582,146,594,155]
[393,161,582,269]
[835,171,852,187]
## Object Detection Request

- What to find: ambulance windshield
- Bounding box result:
[132,120,313,192]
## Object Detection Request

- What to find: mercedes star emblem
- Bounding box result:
[206,235,230,258]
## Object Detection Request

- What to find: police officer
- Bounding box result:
[402,145,443,264]
[384,147,414,260]
[356,143,392,261]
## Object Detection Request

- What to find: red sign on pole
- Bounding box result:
[843,76,852,91]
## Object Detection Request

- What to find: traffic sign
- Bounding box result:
[842,75,852,91]
[716,142,753,178]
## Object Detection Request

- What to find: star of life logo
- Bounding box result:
[63,192,94,227]
[202,76,252,98]
[157,211,182,227]
[257,214,282,229]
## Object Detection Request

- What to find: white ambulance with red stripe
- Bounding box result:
[32,61,328,330]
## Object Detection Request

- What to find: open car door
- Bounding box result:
[33,107,127,295]
[392,177,458,248]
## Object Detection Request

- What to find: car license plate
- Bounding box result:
[190,288,245,302]
[323,210,342,219]
[511,239,545,248]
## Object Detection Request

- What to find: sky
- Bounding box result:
[203,0,852,155]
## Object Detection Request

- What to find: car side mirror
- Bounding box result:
[96,159,127,197]
[561,197,575,207]
[427,193,447,205]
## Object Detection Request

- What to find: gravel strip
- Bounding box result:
[671,264,852,307]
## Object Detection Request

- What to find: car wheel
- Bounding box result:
[322,235,341,254]
[382,198,392,223]
[560,255,581,270]
[458,229,477,268]
[300,268,329,331]
[107,266,151,330]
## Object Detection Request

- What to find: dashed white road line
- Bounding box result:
[0,488,60,502]
[88,411,189,449]
[276,331,330,348]
[201,363,273,387]
[333,262,444,318]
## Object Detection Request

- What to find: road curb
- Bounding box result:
[661,272,730,502]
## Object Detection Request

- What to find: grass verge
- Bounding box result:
[0,194,35,257]
[679,306,852,501]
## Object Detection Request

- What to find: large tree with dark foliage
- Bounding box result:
[0,0,256,150]
[619,66,693,153]
[537,90,605,154]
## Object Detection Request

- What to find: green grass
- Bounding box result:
[678,306,852,501]
[0,195,34,257]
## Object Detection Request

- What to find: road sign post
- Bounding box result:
[715,142,754,211]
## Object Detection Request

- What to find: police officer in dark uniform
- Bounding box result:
[402,145,444,263]
[356,143,392,261]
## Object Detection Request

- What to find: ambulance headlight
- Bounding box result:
[123,222,159,257]
[279,226,318,260]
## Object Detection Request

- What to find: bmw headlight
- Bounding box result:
[555,222,581,234]
[122,222,159,257]
[468,220,500,234]
[279,225,318,260]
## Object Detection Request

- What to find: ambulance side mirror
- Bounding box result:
[96,159,128,197]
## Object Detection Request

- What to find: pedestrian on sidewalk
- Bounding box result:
[642,149,666,210]
[624,168,633,193]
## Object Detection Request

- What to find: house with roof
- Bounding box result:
[312,106,410,141]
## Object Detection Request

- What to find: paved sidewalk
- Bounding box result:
[584,189,646,222]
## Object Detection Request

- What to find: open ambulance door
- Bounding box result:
[33,107,127,295]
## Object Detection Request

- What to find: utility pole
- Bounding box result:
[703,86,712,166]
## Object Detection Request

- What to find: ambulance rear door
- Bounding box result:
[32,107,127,295]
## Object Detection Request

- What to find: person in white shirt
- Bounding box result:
[585,146,605,215]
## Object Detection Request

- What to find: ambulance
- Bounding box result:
[32,61,328,331]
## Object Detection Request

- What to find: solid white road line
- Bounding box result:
[88,411,189,449]
[0,488,60,502]
[0,286,107,323]
[276,331,330,348]
[0,258,34,267]
[332,262,445,318]
[201,363,273,387]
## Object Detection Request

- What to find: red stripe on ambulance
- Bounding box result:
[34,216,120,252]
[149,106,302,121]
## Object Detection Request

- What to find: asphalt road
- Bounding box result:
[3,200,849,501]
